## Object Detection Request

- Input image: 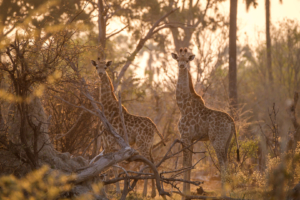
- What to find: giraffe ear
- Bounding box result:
[171,53,178,60]
[106,61,112,67]
[188,54,195,61]
[91,60,97,66]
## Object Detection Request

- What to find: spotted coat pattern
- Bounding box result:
[171,48,239,194]
[91,59,165,161]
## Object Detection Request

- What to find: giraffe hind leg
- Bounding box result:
[137,136,156,198]
[213,146,228,196]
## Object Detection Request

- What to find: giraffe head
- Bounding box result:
[91,57,112,74]
[171,47,195,69]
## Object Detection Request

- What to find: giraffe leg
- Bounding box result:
[136,140,149,197]
[143,168,148,197]
[182,139,193,199]
[102,135,120,195]
[143,166,157,198]
[136,133,156,198]
[151,176,156,198]
[212,145,228,197]
[209,122,232,197]
[113,167,121,194]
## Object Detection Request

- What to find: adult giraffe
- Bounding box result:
[171,47,239,197]
[91,58,166,198]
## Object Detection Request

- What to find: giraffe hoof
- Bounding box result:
[151,191,156,198]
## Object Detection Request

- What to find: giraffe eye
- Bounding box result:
[186,61,188,63]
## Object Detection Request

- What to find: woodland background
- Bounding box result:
[0,0,300,199]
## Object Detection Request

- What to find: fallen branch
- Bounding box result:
[172,191,251,200]
[103,175,202,186]
[75,147,137,184]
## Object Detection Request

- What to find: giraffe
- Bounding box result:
[171,47,240,196]
[91,58,166,198]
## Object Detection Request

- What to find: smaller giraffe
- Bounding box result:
[171,47,239,196]
[91,58,166,197]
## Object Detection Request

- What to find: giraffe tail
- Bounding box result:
[153,125,166,146]
[232,123,240,162]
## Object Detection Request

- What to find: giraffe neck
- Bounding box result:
[99,72,119,115]
[176,68,205,114]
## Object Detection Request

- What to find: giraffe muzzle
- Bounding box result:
[179,64,185,69]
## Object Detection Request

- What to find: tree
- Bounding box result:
[106,0,227,88]
[265,0,273,85]
[246,0,283,87]
[0,0,94,40]
[165,0,226,51]
[229,0,238,116]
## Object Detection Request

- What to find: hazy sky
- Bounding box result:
[228,0,300,46]
[108,0,300,81]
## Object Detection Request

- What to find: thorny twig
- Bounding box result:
[156,138,206,169]
[82,130,104,156]
[170,156,206,179]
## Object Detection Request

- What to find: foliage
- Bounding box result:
[1,0,300,198]
[240,19,300,122]
[0,0,93,39]
[0,165,104,200]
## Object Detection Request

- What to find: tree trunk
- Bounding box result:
[265,0,273,85]
[229,0,238,117]
[98,0,106,58]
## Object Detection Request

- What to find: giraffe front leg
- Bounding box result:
[143,167,148,197]
[142,167,157,198]
[112,167,121,194]
[151,176,156,198]
[181,137,193,199]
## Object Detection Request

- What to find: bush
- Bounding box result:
[0,165,103,200]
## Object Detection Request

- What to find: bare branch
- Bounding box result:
[82,130,105,157]
[114,7,179,89]
[161,156,206,177]
[127,155,170,197]
[67,1,90,24]
[156,138,206,168]
[106,26,128,39]
[55,111,85,139]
